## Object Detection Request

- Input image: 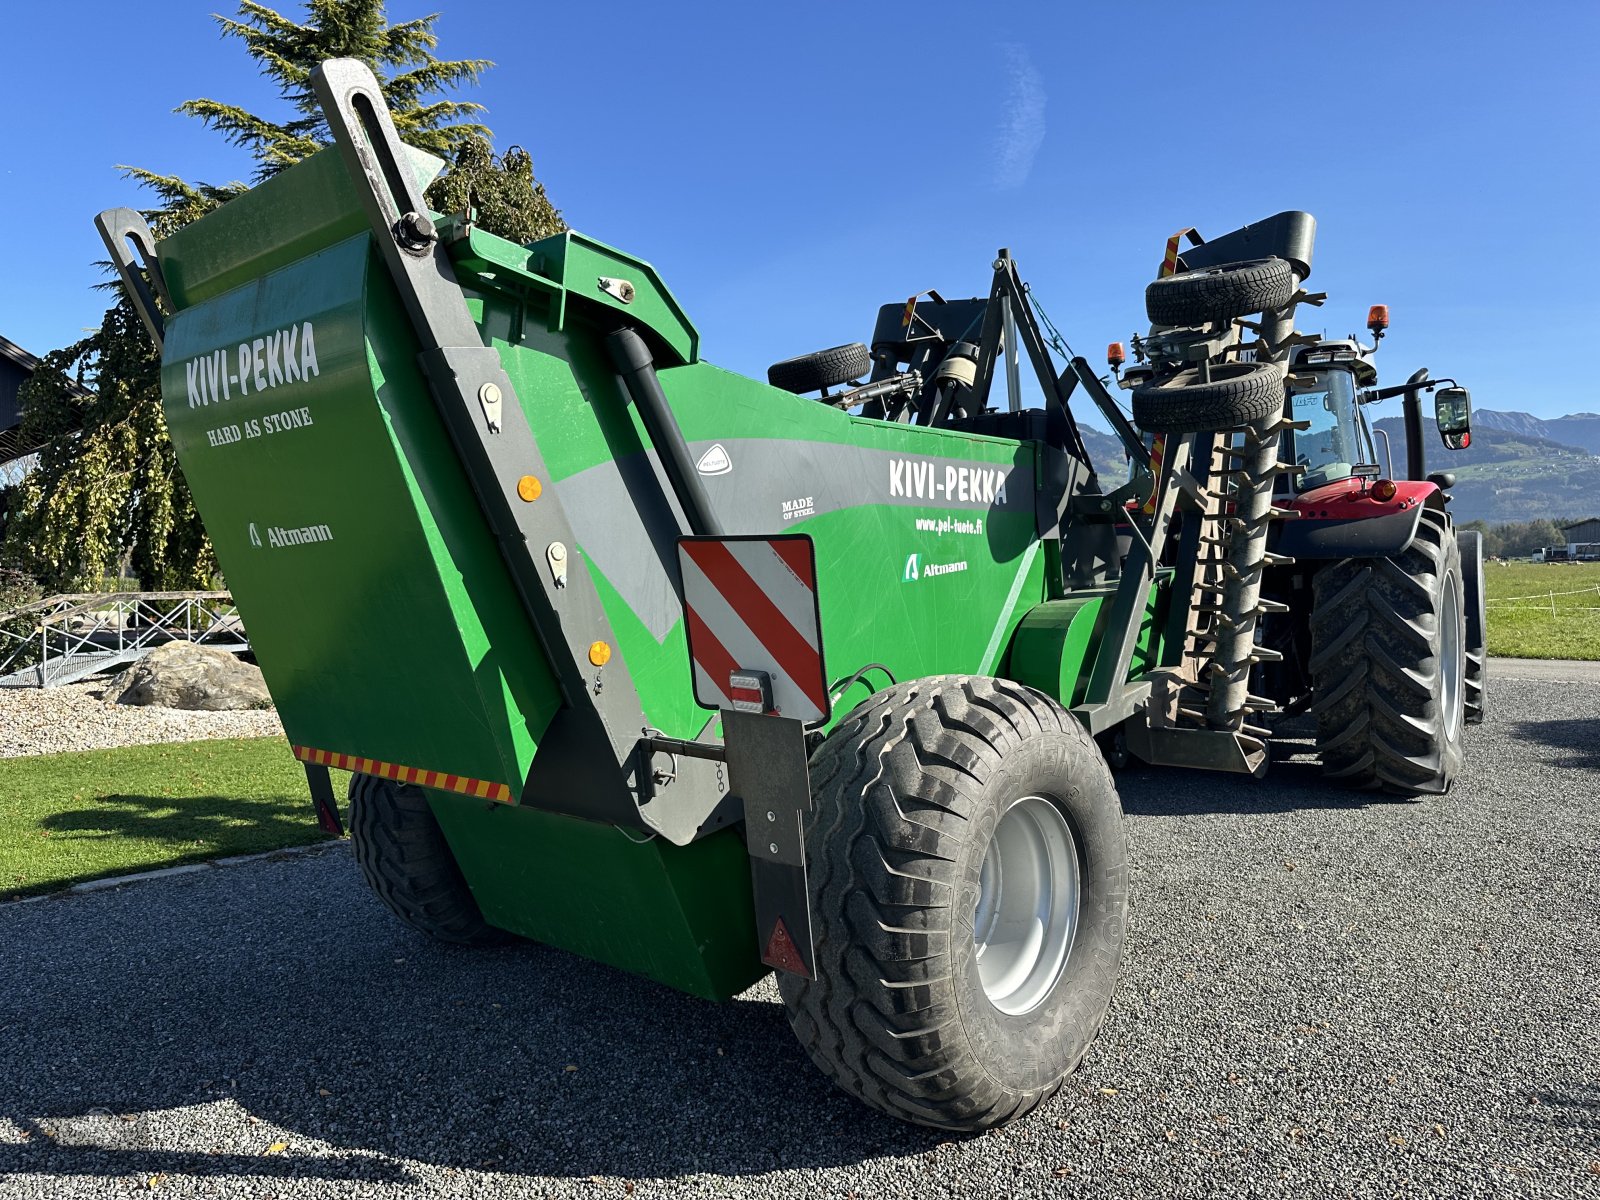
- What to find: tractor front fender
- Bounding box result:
[1270,480,1441,560]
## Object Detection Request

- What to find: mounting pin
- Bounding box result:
[478,382,503,433]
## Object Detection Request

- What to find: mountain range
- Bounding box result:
[1371,408,1599,525]
[1471,409,1600,455]
[1076,409,1600,526]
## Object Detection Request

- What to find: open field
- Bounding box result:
[0,737,327,899]
[1484,561,1600,660]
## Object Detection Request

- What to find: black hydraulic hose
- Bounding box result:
[606,328,725,537]
[1402,367,1429,481]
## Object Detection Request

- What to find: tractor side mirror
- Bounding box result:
[1435,386,1472,451]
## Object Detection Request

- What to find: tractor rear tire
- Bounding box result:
[1145,256,1295,326]
[1131,361,1284,433]
[767,343,871,394]
[1459,529,1488,725]
[778,675,1128,1131]
[348,773,506,946]
[1308,509,1466,795]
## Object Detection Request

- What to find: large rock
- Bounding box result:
[112,642,273,711]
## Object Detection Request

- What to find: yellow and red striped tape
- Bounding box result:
[1144,228,1195,513]
[292,744,513,804]
[1142,433,1167,515]
[1160,227,1197,278]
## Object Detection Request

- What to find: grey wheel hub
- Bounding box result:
[973,795,1082,1015]
[1442,582,1464,739]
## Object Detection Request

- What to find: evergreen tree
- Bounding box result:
[6,1,564,591]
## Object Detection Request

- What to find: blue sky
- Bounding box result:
[2,1,1595,424]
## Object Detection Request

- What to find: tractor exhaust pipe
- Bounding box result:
[1401,367,1430,481]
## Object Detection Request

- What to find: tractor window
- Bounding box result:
[1289,370,1369,491]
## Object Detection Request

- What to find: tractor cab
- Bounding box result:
[1284,339,1383,492]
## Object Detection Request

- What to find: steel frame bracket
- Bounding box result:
[94,208,172,351]
[722,709,816,979]
[302,762,345,836]
[969,253,1095,468]
[1124,716,1268,778]
[1074,432,1193,729]
[309,58,693,839]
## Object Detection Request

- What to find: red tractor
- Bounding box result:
[1113,213,1483,794]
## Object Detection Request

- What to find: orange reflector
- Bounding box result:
[1367,304,1390,332]
[1107,341,1126,367]
[516,475,542,502]
[1371,479,1398,502]
[588,640,612,666]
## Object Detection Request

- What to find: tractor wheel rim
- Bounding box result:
[1442,582,1464,739]
[973,795,1082,1016]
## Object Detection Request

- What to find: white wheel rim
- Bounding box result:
[1441,581,1464,739]
[972,796,1082,1016]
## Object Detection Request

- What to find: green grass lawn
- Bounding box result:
[1484,560,1600,661]
[0,736,332,900]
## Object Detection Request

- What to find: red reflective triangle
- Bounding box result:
[763,916,810,978]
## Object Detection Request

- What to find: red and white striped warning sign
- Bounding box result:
[678,534,829,723]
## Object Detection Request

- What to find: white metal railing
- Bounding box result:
[0,591,247,687]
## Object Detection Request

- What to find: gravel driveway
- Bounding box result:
[0,675,1594,1198]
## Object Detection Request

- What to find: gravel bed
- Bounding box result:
[0,678,1594,1198]
[0,680,282,758]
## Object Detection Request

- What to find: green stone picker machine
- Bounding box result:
[95,59,1479,1131]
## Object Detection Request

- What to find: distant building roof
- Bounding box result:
[0,334,43,376]
[1,333,92,467]
[1561,518,1600,531]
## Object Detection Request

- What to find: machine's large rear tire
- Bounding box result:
[1459,529,1488,725]
[778,676,1128,1131]
[1144,257,1294,326]
[1308,509,1466,795]
[348,774,506,946]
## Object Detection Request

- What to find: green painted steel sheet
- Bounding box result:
[428,795,762,1001]
[160,234,560,791]
[150,143,1163,1000]
[1005,584,1166,707]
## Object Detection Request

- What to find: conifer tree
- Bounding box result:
[6,2,563,590]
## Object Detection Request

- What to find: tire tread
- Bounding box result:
[779,676,1121,1130]
[348,774,506,946]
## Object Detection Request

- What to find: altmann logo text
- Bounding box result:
[889,458,1009,504]
[184,321,321,408]
[903,554,967,582]
[253,522,335,549]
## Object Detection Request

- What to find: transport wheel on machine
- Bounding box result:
[1458,528,1488,724]
[1308,509,1466,795]
[767,342,872,394]
[348,773,507,946]
[1131,361,1284,433]
[1144,256,1295,326]
[778,675,1128,1131]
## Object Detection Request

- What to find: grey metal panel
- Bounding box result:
[1179,211,1317,282]
[308,59,681,838]
[1269,506,1423,559]
[558,436,1040,643]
